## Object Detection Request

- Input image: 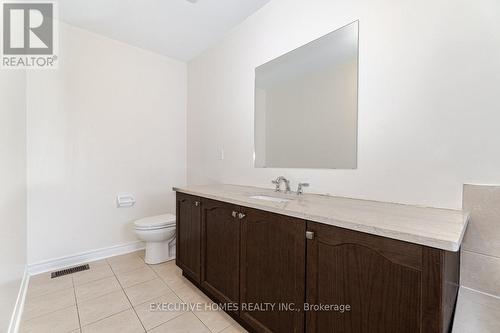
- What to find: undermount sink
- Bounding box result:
[249,195,292,203]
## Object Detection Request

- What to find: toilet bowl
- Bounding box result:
[134,214,176,265]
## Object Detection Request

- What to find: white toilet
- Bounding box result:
[134,214,176,265]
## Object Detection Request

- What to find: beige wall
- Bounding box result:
[188,0,500,209]
[0,71,27,332]
[27,23,187,264]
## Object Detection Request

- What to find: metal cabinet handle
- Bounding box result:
[194,201,200,207]
[231,211,238,218]
[238,212,246,220]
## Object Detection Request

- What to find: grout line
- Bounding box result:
[462,249,500,260]
[21,289,77,323]
[147,311,202,332]
[21,304,77,324]
[111,253,230,332]
[74,252,201,332]
[153,266,209,306]
[461,286,500,300]
[141,261,206,331]
[21,277,83,330]
[23,252,149,332]
[75,255,149,289]
[146,313,187,331]
[108,256,148,332]
[191,309,221,332]
[77,287,124,305]
[72,276,83,332]
[151,267,188,302]
[113,265,158,288]
[79,308,132,330]
[73,273,115,288]
[78,299,136,329]
[91,251,243,332]
[25,284,75,301]
[146,262,224,332]
[121,276,164,292]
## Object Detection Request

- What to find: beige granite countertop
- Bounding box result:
[173,184,469,251]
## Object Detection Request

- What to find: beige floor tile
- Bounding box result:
[29,271,72,286]
[81,309,144,333]
[73,259,109,269]
[23,287,76,321]
[108,253,146,273]
[174,281,212,305]
[27,273,73,299]
[73,263,114,286]
[75,276,121,302]
[163,273,194,291]
[220,324,249,333]
[150,261,188,290]
[148,260,178,276]
[134,291,187,330]
[136,250,146,260]
[124,278,171,306]
[149,311,210,333]
[115,266,157,288]
[453,287,500,333]
[78,290,131,326]
[20,305,79,333]
[193,305,236,333]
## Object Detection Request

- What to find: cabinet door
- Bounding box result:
[201,199,240,306]
[176,193,201,282]
[240,208,306,333]
[306,222,422,333]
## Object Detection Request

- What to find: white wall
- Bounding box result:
[27,23,187,264]
[0,71,27,331]
[187,0,500,209]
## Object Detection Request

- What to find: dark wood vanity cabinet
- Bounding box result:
[176,193,202,282]
[306,223,420,333]
[200,198,241,307]
[305,222,459,333]
[176,193,459,333]
[240,207,306,333]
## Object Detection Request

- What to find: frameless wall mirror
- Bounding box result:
[254,21,358,169]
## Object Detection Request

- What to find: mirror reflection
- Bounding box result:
[254,21,358,169]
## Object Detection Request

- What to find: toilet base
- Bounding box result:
[144,240,176,265]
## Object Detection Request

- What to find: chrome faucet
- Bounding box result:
[296,182,310,195]
[272,176,291,193]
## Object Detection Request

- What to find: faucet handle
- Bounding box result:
[271,178,280,191]
[297,182,310,195]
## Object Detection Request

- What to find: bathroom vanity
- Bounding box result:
[174,184,469,333]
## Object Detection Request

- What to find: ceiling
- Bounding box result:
[56,0,271,61]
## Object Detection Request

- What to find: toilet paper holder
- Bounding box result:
[116,194,136,208]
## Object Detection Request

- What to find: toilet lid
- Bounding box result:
[134,214,176,230]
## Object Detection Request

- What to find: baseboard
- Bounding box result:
[7,268,29,333]
[28,241,145,276]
